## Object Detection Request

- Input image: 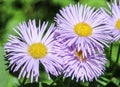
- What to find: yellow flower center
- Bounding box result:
[75,50,86,62]
[28,43,47,59]
[74,22,92,37]
[116,19,120,30]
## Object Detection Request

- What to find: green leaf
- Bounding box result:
[111,42,120,66]
[0,44,8,87]
[39,71,53,85]
[7,74,20,87]
[111,77,120,86]
[97,79,107,86]
[0,44,20,87]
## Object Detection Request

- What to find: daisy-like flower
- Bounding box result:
[104,0,120,41]
[55,42,107,82]
[4,20,63,82]
[55,3,111,57]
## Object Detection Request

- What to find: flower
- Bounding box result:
[4,20,63,82]
[104,0,120,41]
[56,43,107,82]
[55,3,111,57]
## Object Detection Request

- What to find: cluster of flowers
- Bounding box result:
[4,0,120,82]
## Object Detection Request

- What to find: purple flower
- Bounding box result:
[55,43,107,82]
[4,20,63,82]
[55,3,111,57]
[103,0,120,41]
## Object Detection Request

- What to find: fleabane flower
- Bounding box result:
[55,3,111,57]
[4,20,63,82]
[55,42,107,82]
[104,0,120,41]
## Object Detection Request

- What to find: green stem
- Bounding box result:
[113,42,120,74]
[115,43,120,64]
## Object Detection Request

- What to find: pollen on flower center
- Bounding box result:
[116,19,120,30]
[74,22,92,37]
[75,50,86,62]
[28,43,47,59]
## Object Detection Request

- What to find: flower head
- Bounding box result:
[55,43,107,82]
[55,3,111,57]
[104,0,120,41]
[4,20,63,82]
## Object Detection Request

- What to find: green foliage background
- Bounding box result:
[0,0,120,87]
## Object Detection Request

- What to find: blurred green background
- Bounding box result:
[0,0,120,87]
